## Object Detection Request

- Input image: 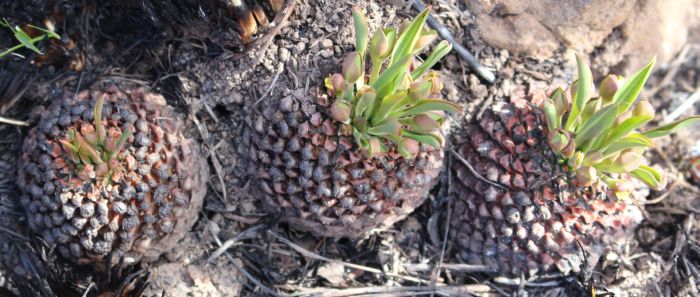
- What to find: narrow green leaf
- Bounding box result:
[574,103,618,148]
[94,94,106,144]
[613,57,656,114]
[383,28,397,52]
[413,28,437,53]
[392,99,460,118]
[367,137,384,155]
[59,140,79,154]
[373,56,411,99]
[596,115,653,150]
[28,24,60,39]
[352,7,368,89]
[642,116,700,138]
[581,98,602,122]
[76,137,103,165]
[352,6,368,58]
[353,117,368,133]
[602,133,655,157]
[403,130,442,149]
[630,164,664,190]
[389,7,431,66]
[543,99,559,130]
[355,89,377,119]
[370,91,407,124]
[411,40,451,80]
[109,127,133,161]
[565,54,593,130]
[596,151,644,173]
[14,28,42,54]
[407,114,440,133]
[367,117,401,136]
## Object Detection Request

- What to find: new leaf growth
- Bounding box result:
[60,95,133,185]
[544,55,700,198]
[324,6,460,158]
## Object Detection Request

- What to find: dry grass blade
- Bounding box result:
[0,115,28,126]
[207,224,265,262]
[649,45,691,97]
[450,148,506,189]
[208,224,283,297]
[403,263,496,273]
[192,115,227,202]
[664,87,700,123]
[493,276,575,287]
[0,224,29,241]
[289,284,494,297]
[267,231,432,284]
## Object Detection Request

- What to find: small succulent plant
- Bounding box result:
[245,6,458,237]
[57,95,133,186]
[450,55,699,276]
[543,55,700,199]
[325,7,459,158]
[18,84,208,266]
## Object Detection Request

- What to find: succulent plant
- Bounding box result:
[18,84,208,266]
[450,56,700,276]
[244,6,460,237]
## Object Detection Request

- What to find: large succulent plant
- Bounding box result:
[325,7,460,158]
[18,85,208,265]
[245,6,457,237]
[449,55,699,276]
[543,55,700,199]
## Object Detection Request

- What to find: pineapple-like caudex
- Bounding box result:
[450,56,700,276]
[245,6,459,237]
[18,84,208,266]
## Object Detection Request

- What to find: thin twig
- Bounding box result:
[403,263,496,273]
[450,148,507,189]
[0,116,28,126]
[492,276,575,287]
[664,86,700,123]
[0,73,33,114]
[0,225,29,241]
[268,231,432,284]
[192,115,227,202]
[410,0,496,84]
[288,284,493,297]
[429,155,452,297]
[649,45,691,97]
[253,69,282,107]
[209,224,284,297]
[81,283,95,297]
[203,103,220,123]
[208,224,265,262]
